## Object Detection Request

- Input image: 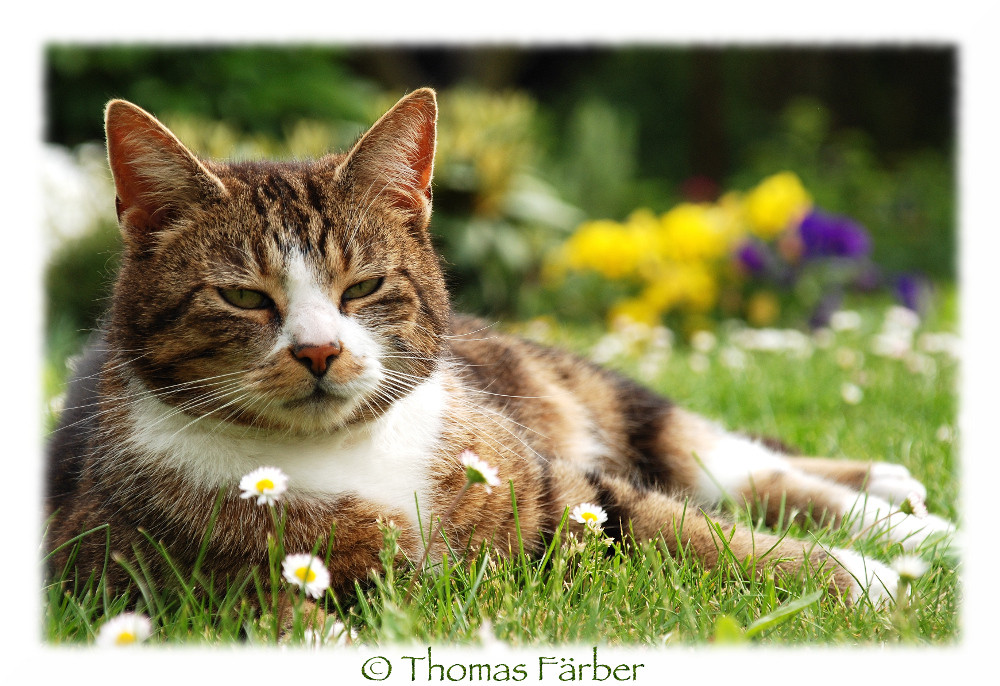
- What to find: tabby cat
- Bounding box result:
[46,88,953,607]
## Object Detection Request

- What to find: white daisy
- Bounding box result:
[460,450,500,494]
[282,553,331,599]
[477,619,503,648]
[830,310,862,332]
[892,554,930,582]
[840,382,863,405]
[935,424,954,443]
[885,305,921,333]
[303,620,357,648]
[96,612,152,647]
[239,466,289,506]
[691,330,717,353]
[720,346,746,370]
[901,493,929,519]
[570,502,609,530]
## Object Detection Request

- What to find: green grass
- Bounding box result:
[42,294,960,648]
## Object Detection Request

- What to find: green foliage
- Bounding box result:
[45,45,378,146]
[546,97,644,219]
[732,97,955,279]
[427,88,584,316]
[45,220,120,339]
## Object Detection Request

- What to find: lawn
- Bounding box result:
[42,292,960,648]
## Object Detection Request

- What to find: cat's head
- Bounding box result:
[103,89,449,434]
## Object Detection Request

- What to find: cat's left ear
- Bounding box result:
[335,88,437,230]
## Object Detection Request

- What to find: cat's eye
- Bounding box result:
[342,277,383,302]
[218,288,273,310]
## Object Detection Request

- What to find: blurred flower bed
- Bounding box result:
[548,169,929,337]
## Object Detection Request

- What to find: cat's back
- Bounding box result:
[446,315,673,473]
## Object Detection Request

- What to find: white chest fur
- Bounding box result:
[119,372,448,529]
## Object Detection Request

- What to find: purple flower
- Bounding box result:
[798,210,872,260]
[895,273,929,313]
[736,241,769,274]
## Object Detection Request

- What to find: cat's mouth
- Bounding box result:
[283,380,363,411]
[285,385,343,408]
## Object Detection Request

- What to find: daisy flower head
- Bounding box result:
[460,450,500,494]
[303,620,357,649]
[282,553,331,599]
[96,612,152,647]
[239,466,288,506]
[840,382,863,405]
[900,493,928,519]
[892,554,930,583]
[570,502,609,531]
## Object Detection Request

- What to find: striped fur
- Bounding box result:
[46,89,952,607]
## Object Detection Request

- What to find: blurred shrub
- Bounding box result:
[547,98,641,219]
[731,97,954,279]
[44,218,120,376]
[45,46,378,146]
[42,142,120,359]
[390,87,584,316]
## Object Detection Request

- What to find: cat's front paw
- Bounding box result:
[828,548,899,606]
[866,462,927,504]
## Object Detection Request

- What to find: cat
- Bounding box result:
[46,87,954,609]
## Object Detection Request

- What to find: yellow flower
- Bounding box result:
[609,296,662,327]
[676,263,718,313]
[712,191,747,243]
[640,273,682,311]
[564,220,647,279]
[643,263,718,314]
[745,290,781,327]
[657,203,730,262]
[743,172,812,239]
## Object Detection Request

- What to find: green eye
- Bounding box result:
[218,288,273,310]
[342,277,383,301]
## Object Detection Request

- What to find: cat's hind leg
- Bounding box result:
[784,457,928,505]
[549,460,899,605]
[662,408,955,553]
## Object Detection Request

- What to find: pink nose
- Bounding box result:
[291,342,342,376]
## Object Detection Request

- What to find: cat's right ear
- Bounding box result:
[104,100,227,249]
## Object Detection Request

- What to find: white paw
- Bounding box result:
[894,512,956,552]
[842,492,956,551]
[830,548,899,606]
[867,463,926,504]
